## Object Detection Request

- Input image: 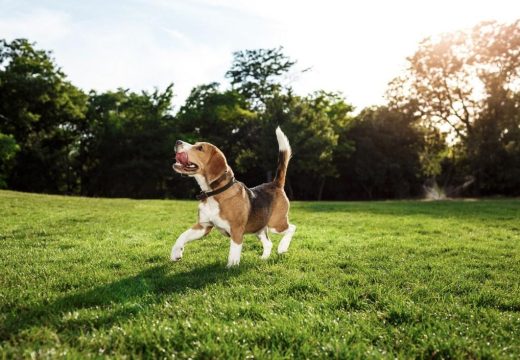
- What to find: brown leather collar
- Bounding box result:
[196,177,236,201]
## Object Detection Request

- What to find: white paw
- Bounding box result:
[227,241,242,268]
[226,258,240,268]
[277,239,290,254]
[277,224,295,254]
[170,246,183,261]
[261,242,273,259]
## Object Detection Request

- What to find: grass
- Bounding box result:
[0,190,519,359]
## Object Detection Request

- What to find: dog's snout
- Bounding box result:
[175,140,184,152]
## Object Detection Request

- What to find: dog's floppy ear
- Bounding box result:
[206,148,228,184]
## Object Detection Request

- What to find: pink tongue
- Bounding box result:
[176,152,189,165]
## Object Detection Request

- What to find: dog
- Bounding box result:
[171,127,296,267]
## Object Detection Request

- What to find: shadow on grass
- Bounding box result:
[1,262,245,340]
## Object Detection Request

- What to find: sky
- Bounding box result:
[1,0,518,111]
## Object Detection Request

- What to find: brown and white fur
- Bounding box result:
[171,127,296,267]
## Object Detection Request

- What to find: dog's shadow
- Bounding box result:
[2,262,245,340]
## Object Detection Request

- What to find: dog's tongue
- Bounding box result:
[176,152,189,166]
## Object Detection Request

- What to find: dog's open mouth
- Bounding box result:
[174,152,198,172]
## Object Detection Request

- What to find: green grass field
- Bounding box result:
[1,190,519,359]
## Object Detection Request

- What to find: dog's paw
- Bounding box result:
[261,243,272,259]
[277,224,296,254]
[277,241,289,254]
[170,246,184,261]
[226,258,240,268]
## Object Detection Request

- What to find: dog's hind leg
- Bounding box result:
[171,224,212,261]
[270,223,296,254]
[267,190,295,254]
[256,228,273,260]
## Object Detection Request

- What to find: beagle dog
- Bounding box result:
[171,127,296,267]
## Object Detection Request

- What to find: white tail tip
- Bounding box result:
[275,126,291,152]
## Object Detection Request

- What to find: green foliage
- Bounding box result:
[0,133,19,188]
[225,47,295,108]
[387,20,520,195]
[335,107,426,199]
[80,86,176,198]
[175,83,255,166]
[1,26,519,199]
[173,82,355,200]
[469,91,520,195]
[268,91,354,199]
[418,127,447,178]
[0,38,87,193]
[1,191,520,358]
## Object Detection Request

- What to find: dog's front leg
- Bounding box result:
[171,224,211,261]
[227,230,244,268]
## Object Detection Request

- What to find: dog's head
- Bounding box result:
[173,140,229,183]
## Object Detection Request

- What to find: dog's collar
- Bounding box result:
[196,177,236,201]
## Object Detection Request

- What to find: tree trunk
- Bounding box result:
[361,183,373,199]
[317,177,326,201]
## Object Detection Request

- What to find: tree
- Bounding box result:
[223,47,355,199]
[238,91,354,200]
[281,91,354,200]
[336,107,426,199]
[469,91,520,195]
[387,20,519,141]
[387,20,520,195]
[0,133,19,188]
[0,39,87,193]
[80,86,176,198]
[175,83,255,151]
[225,47,295,109]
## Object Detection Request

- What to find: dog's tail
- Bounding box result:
[273,127,292,188]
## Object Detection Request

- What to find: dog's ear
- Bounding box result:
[206,148,228,184]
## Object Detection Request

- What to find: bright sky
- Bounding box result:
[1,0,518,110]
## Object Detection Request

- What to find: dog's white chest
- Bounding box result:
[198,198,230,233]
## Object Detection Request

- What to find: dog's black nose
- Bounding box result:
[176,140,182,146]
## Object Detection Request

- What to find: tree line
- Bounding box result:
[1,20,519,200]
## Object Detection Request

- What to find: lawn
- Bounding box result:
[0,190,519,359]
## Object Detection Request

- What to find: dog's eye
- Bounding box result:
[196,145,203,151]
